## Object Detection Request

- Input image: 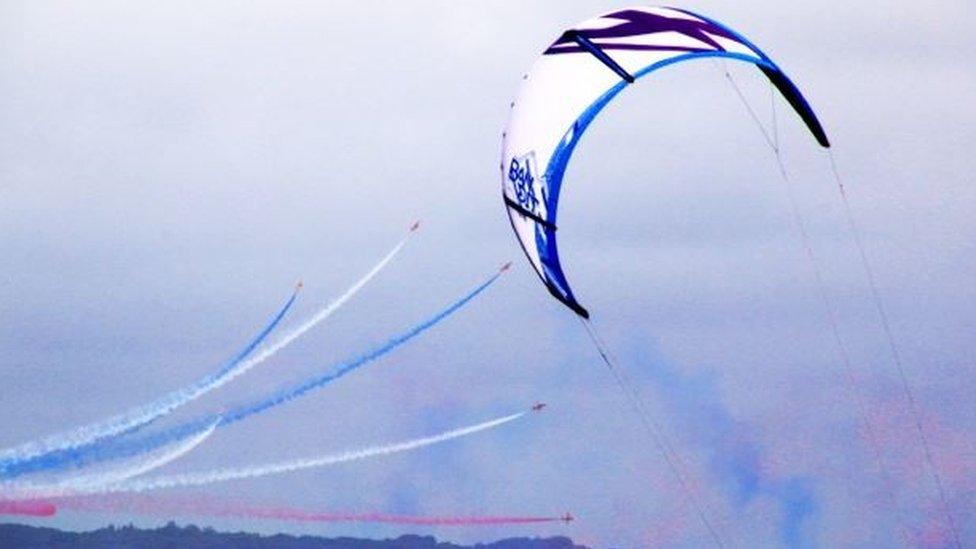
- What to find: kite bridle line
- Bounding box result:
[717,59,912,542]
[578,316,726,548]
[826,149,962,549]
[716,59,896,510]
[718,61,959,548]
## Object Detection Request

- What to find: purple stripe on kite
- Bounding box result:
[545,44,712,55]
[545,9,745,55]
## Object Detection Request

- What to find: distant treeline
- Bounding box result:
[0,522,589,549]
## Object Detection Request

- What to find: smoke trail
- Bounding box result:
[1,420,218,500]
[632,343,817,547]
[0,288,298,474]
[204,225,417,418]
[218,269,503,426]
[36,410,527,496]
[1,268,505,479]
[0,500,56,517]
[0,226,415,477]
[58,494,564,526]
[238,510,562,526]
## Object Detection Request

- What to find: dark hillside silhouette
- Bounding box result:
[0,522,589,549]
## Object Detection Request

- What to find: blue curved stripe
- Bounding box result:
[538,51,763,316]
[537,44,829,316]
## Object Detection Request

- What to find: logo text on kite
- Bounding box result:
[508,153,540,213]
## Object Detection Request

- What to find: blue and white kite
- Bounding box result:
[500,6,830,318]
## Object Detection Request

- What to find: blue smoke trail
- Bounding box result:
[221,271,500,425]
[0,287,299,475]
[0,270,502,480]
[631,343,818,547]
[205,288,301,381]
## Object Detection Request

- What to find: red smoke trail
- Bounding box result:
[0,500,56,517]
[56,494,566,526]
[223,509,563,526]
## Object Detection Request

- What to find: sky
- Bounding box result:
[1,1,974,547]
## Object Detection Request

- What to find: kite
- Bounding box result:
[500,6,829,318]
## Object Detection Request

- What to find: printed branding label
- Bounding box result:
[507,152,542,214]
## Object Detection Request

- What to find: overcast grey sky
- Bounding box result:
[1,1,974,547]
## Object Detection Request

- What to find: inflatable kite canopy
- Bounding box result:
[501,6,829,318]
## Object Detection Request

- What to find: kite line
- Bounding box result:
[716,59,905,530]
[827,151,961,548]
[579,317,725,548]
[718,60,958,546]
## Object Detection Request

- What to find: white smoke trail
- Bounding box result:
[0,227,414,470]
[215,230,414,398]
[0,420,218,500]
[56,410,525,496]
